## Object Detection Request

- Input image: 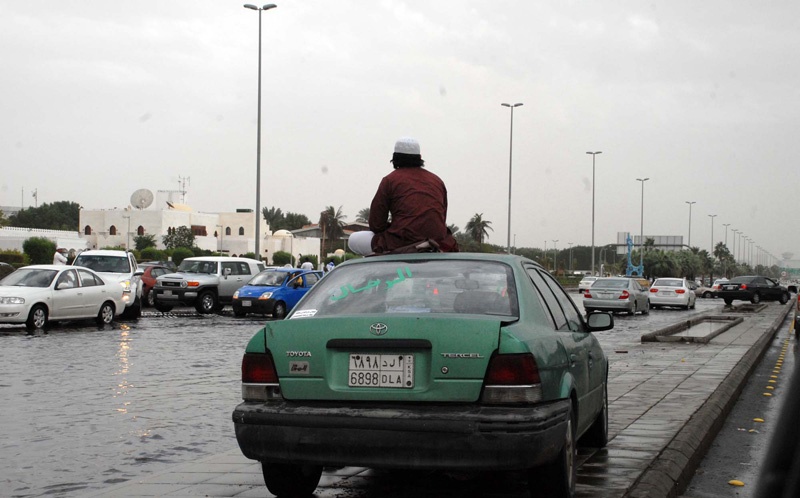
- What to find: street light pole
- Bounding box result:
[685,201,696,247]
[731,229,738,263]
[708,214,717,254]
[722,223,730,248]
[568,242,573,272]
[244,3,277,261]
[552,240,558,274]
[501,103,523,254]
[636,178,649,269]
[587,152,602,275]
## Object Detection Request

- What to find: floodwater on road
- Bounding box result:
[0,297,723,497]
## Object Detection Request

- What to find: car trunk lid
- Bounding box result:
[265,315,502,402]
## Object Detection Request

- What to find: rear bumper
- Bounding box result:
[583,299,633,312]
[233,399,570,470]
[717,291,752,302]
[649,295,690,306]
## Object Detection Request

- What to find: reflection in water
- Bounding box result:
[114,327,131,414]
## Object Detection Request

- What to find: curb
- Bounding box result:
[625,302,793,497]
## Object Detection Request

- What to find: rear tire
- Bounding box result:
[724,298,733,306]
[529,403,576,498]
[261,462,322,497]
[642,300,650,315]
[146,290,155,307]
[751,293,761,304]
[96,302,115,325]
[26,304,48,330]
[779,292,789,305]
[702,291,712,298]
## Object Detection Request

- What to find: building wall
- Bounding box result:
[0,227,87,253]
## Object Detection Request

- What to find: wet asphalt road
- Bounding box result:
[0,296,724,497]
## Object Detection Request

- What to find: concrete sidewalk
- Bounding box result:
[83,303,794,498]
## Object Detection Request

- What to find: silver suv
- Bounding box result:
[72,249,144,319]
[152,256,265,314]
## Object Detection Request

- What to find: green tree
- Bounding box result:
[0,209,8,227]
[140,247,167,262]
[162,226,195,250]
[9,201,80,231]
[171,247,194,265]
[283,212,311,230]
[272,251,293,266]
[134,234,157,251]
[262,206,284,230]
[356,208,370,223]
[465,213,493,245]
[23,237,56,265]
[319,206,346,254]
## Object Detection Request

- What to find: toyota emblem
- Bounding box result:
[369,323,388,336]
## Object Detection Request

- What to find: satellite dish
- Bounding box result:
[130,189,154,210]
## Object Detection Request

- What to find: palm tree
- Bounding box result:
[356,208,370,224]
[319,205,346,254]
[262,206,284,230]
[465,214,493,245]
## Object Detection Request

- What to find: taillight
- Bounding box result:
[241,352,282,401]
[649,288,659,293]
[584,292,593,298]
[619,290,630,300]
[482,353,542,404]
[740,284,748,290]
[242,352,278,383]
[676,289,686,294]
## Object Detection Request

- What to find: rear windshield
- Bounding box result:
[729,276,755,284]
[653,279,682,287]
[73,255,131,273]
[291,260,518,318]
[591,279,628,289]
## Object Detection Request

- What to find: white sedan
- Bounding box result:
[648,277,697,310]
[0,265,126,330]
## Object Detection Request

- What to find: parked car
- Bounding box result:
[232,268,323,319]
[577,275,598,293]
[138,263,175,307]
[153,256,265,314]
[72,250,144,319]
[233,253,613,498]
[0,262,15,279]
[0,265,125,330]
[583,277,650,315]
[648,277,696,310]
[717,276,791,305]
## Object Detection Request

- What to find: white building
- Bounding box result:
[79,204,320,265]
[0,226,87,253]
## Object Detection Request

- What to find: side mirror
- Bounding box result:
[223,267,232,278]
[133,269,144,277]
[586,312,614,332]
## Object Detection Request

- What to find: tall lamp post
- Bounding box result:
[636,178,649,269]
[731,229,738,263]
[722,223,730,248]
[501,103,523,254]
[708,214,717,254]
[244,3,277,261]
[685,201,696,247]
[568,242,573,272]
[586,151,602,275]
[552,240,558,274]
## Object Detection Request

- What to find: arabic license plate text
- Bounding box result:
[348,354,414,388]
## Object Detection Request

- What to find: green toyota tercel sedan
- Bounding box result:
[232,253,613,498]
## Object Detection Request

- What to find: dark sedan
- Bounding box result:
[717,276,791,305]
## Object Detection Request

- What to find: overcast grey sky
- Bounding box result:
[2,1,797,260]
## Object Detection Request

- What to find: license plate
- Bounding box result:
[163,290,172,296]
[348,354,414,388]
[242,300,252,307]
[724,285,737,290]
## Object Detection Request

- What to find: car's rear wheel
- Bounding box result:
[273,301,288,319]
[26,304,48,330]
[724,298,733,305]
[96,302,115,325]
[628,303,636,316]
[702,291,712,298]
[751,293,761,304]
[195,291,217,314]
[146,290,155,307]
[779,292,790,305]
[581,383,608,448]
[642,300,650,315]
[261,462,322,497]
[529,403,576,498]
[154,303,173,313]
